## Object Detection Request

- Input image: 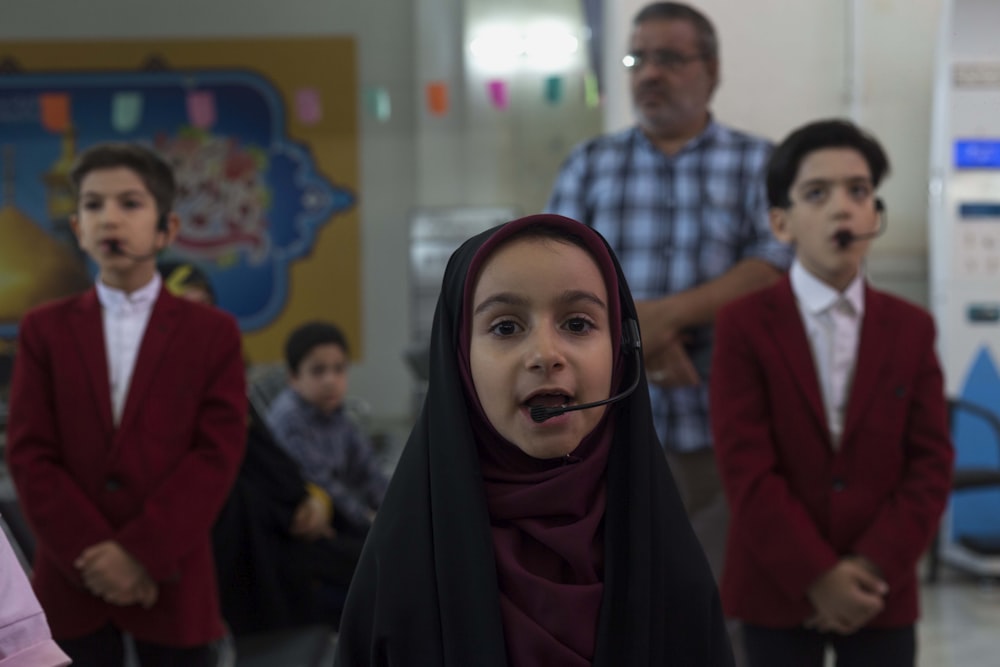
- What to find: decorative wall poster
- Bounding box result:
[0,38,360,363]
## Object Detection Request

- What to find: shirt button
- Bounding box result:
[832,478,846,492]
[105,477,122,492]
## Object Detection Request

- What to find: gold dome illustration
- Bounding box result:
[43,127,78,222]
[0,144,91,324]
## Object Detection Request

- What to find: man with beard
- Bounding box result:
[547,3,791,661]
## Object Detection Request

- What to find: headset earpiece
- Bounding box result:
[622,318,641,351]
[875,198,885,213]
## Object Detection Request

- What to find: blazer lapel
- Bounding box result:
[71,290,114,438]
[841,284,890,443]
[116,288,180,437]
[766,279,829,436]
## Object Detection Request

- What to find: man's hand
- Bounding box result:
[645,339,700,388]
[635,296,701,387]
[805,559,889,634]
[75,541,155,607]
[290,495,335,541]
[635,296,685,358]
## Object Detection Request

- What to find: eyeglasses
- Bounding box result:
[622,49,707,71]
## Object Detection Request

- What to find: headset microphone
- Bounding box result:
[530,318,642,423]
[834,198,887,249]
[106,239,161,261]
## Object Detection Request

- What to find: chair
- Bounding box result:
[927,397,1000,582]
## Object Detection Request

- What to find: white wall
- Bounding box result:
[605,0,944,305]
[2,0,419,423]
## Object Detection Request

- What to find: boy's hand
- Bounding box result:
[75,541,150,602]
[102,574,159,609]
[131,574,159,609]
[805,558,888,634]
[290,495,335,541]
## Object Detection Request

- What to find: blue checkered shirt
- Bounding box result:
[546,120,792,453]
[266,387,389,528]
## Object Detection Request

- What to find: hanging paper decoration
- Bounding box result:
[111,91,143,133]
[544,76,563,105]
[487,79,509,110]
[363,86,392,122]
[295,87,323,125]
[39,93,71,133]
[186,90,216,129]
[584,71,600,108]
[426,81,449,116]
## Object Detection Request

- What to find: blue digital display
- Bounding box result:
[955,139,1000,168]
[959,203,1000,218]
[967,304,1000,323]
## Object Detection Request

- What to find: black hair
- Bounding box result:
[158,261,216,305]
[766,119,891,209]
[285,321,350,375]
[633,2,718,61]
[70,142,176,231]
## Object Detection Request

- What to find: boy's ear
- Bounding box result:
[156,212,182,248]
[706,57,720,94]
[69,214,83,247]
[769,207,794,244]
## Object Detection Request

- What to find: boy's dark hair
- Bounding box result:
[285,321,350,375]
[766,119,891,209]
[633,2,718,61]
[70,142,176,231]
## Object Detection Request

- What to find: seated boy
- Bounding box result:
[710,119,954,666]
[159,261,364,632]
[267,321,388,537]
[6,142,246,666]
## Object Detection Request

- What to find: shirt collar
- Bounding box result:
[635,114,718,157]
[96,273,162,314]
[789,259,865,317]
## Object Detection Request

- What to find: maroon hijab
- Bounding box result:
[456,215,624,664]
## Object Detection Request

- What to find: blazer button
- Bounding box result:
[105,477,122,492]
[831,478,846,492]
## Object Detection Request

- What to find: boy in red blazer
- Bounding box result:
[6,143,247,667]
[710,120,953,666]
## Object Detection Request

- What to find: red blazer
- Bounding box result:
[6,287,247,646]
[710,277,953,628]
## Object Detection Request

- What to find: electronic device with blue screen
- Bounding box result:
[928,0,1000,578]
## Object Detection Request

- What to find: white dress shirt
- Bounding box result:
[789,260,865,446]
[95,273,161,425]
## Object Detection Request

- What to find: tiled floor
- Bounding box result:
[918,570,1000,667]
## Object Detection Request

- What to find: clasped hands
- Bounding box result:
[805,557,889,635]
[635,296,700,388]
[75,540,158,609]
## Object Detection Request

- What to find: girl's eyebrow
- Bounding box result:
[559,290,607,311]
[473,292,527,316]
[473,290,606,316]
